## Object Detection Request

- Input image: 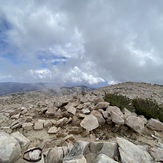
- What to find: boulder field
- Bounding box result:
[0,82,163,162]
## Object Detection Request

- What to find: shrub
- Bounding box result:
[132,98,163,122]
[104,93,133,111]
[104,93,163,122]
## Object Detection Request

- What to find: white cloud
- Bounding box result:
[30,69,52,79]
[0,0,163,85]
[64,66,105,84]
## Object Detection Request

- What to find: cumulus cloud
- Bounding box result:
[0,0,163,85]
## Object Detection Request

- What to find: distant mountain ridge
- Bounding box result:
[0,82,93,96]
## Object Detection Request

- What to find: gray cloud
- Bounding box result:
[0,0,163,85]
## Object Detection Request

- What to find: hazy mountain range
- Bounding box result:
[0,82,93,96]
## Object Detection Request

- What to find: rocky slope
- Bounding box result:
[0,82,163,163]
[98,82,163,104]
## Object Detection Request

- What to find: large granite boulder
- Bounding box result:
[116,137,153,163]
[125,115,144,133]
[80,114,99,131]
[0,132,21,163]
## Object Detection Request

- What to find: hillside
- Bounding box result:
[97,82,163,104]
[0,82,163,162]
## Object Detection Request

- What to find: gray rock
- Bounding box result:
[149,143,163,161]
[56,117,69,127]
[100,141,119,159]
[80,114,99,131]
[47,147,64,163]
[82,108,91,114]
[63,156,87,163]
[95,154,118,163]
[125,115,144,133]
[22,122,33,131]
[45,108,56,116]
[139,115,148,124]
[95,102,110,110]
[48,126,58,134]
[66,104,77,115]
[147,118,163,131]
[0,132,21,163]
[91,110,106,125]
[34,121,44,130]
[122,108,131,119]
[116,137,153,163]
[63,141,89,161]
[11,131,30,148]
[106,106,123,117]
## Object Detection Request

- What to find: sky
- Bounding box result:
[0,0,163,87]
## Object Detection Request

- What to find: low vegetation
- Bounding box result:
[104,93,163,122]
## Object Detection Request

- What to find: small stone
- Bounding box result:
[95,154,118,163]
[56,118,68,127]
[25,116,33,122]
[34,121,44,130]
[65,104,77,115]
[82,108,91,114]
[48,126,58,134]
[22,122,33,131]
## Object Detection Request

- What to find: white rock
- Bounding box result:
[11,131,30,148]
[48,126,58,134]
[95,102,110,110]
[91,110,106,125]
[125,115,144,133]
[147,118,163,131]
[80,114,99,131]
[100,141,118,159]
[63,156,87,163]
[22,122,33,131]
[47,147,64,163]
[110,111,124,125]
[106,106,123,117]
[0,132,21,163]
[56,117,68,127]
[82,108,91,114]
[122,108,131,119]
[149,143,163,161]
[66,104,77,115]
[34,121,44,130]
[116,137,153,163]
[95,154,118,163]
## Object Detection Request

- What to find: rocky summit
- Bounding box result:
[0,82,163,163]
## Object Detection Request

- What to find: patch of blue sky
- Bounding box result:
[2,52,21,65]
[36,52,68,66]
[0,18,11,50]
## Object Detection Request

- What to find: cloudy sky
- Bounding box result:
[0,0,163,87]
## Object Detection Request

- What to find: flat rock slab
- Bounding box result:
[34,121,44,130]
[116,137,153,163]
